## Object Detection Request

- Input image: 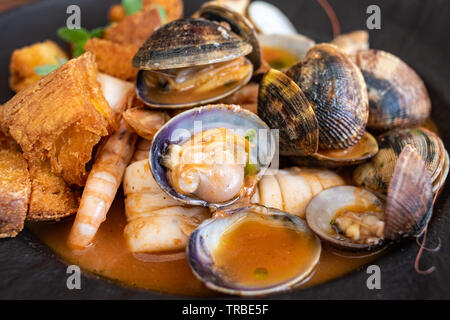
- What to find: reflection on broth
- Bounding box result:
[262,46,299,70]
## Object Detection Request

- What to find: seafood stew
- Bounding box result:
[1,0,450,299]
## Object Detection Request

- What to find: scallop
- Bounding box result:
[150,104,275,208]
[258,69,318,156]
[289,43,369,150]
[133,19,254,108]
[354,49,431,131]
[306,145,434,250]
[187,204,321,295]
[354,127,448,194]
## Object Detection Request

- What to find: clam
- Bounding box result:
[331,30,369,56]
[247,1,297,35]
[187,204,321,295]
[133,19,255,108]
[149,104,275,208]
[354,49,431,131]
[293,131,378,167]
[258,69,318,156]
[354,127,449,194]
[198,3,262,70]
[307,145,433,250]
[288,43,369,150]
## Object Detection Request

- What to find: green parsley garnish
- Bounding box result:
[244,162,259,176]
[253,267,268,280]
[245,129,257,142]
[57,26,105,58]
[34,57,67,76]
[123,0,143,16]
[150,4,167,23]
[330,219,336,225]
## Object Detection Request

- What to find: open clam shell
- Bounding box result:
[293,131,378,167]
[354,127,448,194]
[331,30,369,56]
[150,104,275,208]
[258,69,319,156]
[288,43,369,150]
[198,3,262,70]
[306,145,434,251]
[355,49,431,131]
[306,186,385,251]
[187,204,321,296]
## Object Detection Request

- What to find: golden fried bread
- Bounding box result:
[104,7,162,48]
[0,133,30,238]
[1,53,112,186]
[85,38,138,81]
[27,160,79,221]
[9,40,68,92]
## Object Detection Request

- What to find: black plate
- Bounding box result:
[1,0,450,299]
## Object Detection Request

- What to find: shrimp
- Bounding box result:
[68,118,138,249]
[131,138,152,163]
[68,74,136,249]
[123,159,210,253]
[252,167,345,218]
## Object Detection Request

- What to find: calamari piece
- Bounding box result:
[85,38,139,81]
[104,7,162,48]
[123,159,210,253]
[1,53,112,186]
[9,40,68,92]
[252,167,345,218]
[0,133,30,238]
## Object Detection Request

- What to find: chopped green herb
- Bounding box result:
[330,219,336,225]
[253,267,268,280]
[410,129,422,136]
[245,129,257,142]
[123,0,143,16]
[57,26,105,58]
[151,4,167,23]
[244,162,259,176]
[34,58,68,76]
[380,162,385,168]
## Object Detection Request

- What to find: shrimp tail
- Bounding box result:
[68,119,138,249]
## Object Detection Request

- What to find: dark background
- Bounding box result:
[1,0,450,299]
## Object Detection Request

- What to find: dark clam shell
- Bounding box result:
[258,69,318,156]
[198,3,262,70]
[293,131,378,167]
[355,49,431,131]
[354,127,448,194]
[288,43,369,150]
[132,19,252,70]
[385,145,433,240]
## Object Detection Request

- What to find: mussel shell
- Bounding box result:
[258,69,319,156]
[306,186,385,251]
[289,44,369,150]
[198,3,262,70]
[150,104,275,208]
[187,204,321,295]
[133,19,252,70]
[355,49,431,131]
[385,145,433,240]
[293,131,378,167]
[354,127,448,194]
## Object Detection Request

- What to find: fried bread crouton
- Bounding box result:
[104,7,162,48]
[27,160,79,221]
[85,38,138,81]
[0,133,30,238]
[1,53,112,186]
[9,40,68,92]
